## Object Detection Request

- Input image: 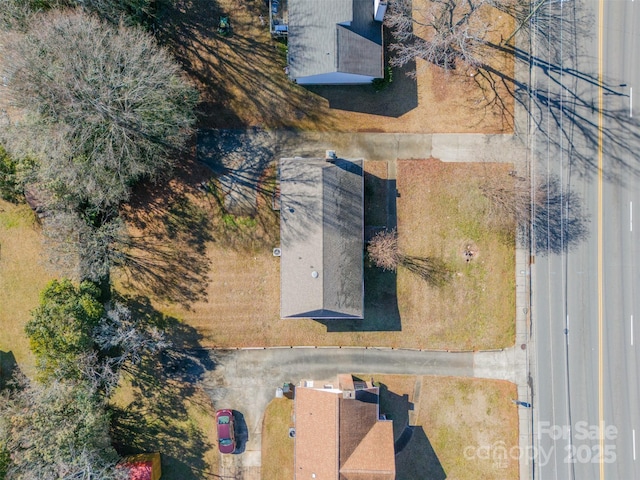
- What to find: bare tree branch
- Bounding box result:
[385,0,495,72]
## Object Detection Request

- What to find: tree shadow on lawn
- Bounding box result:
[153,0,333,129]
[0,350,18,391]
[400,255,452,288]
[119,155,215,308]
[196,128,282,252]
[110,296,218,479]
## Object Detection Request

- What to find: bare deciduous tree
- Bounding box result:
[367,228,402,271]
[43,211,129,283]
[368,228,452,286]
[479,171,530,228]
[95,301,170,367]
[480,173,590,254]
[79,301,171,395]
[385,0,496,72]
[1,9,198,211]
[0,0,154,31]
[0,376,125,480]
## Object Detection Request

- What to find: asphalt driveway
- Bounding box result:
[196,129,528,215]
[200,346,524,478]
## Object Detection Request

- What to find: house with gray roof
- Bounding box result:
[287,0,387,85]
[279,154,364,319]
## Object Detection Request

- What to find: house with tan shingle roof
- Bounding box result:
[279,155,364,319]
[294,374,396,479]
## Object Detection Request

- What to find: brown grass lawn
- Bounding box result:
[0,201,54,376]
[370,374,519,480]
[259,375,519,480]
[110,373,219,479]
[396,159,516,350]
[118,157,515,350]
[156,0,515,133]
[261,398,294,480]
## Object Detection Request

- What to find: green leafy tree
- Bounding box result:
[0,442,9,480]
[25,279,104,381]
[0,146,20,203]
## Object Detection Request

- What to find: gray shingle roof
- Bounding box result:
[280,157,364,319]
[288,0,383,80]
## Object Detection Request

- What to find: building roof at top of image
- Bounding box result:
[279,154,364,319]
[287,0,387,85]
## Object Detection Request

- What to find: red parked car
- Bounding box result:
[215,409,236,454]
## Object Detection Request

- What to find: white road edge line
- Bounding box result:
[631,87,634,117]
[634,429,636,461]
[567,315,570,345]
[632,315,634,346]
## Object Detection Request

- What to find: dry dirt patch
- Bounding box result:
[157,0,515,133]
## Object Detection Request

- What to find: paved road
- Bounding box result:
[531,0,640,478]
[200,346,525,477]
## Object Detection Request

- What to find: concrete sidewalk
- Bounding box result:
[197,128,529,165]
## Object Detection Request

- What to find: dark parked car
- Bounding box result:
[216,409,236,454]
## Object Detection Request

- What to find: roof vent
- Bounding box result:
[311,271,319,278]
[273,248,282,257]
